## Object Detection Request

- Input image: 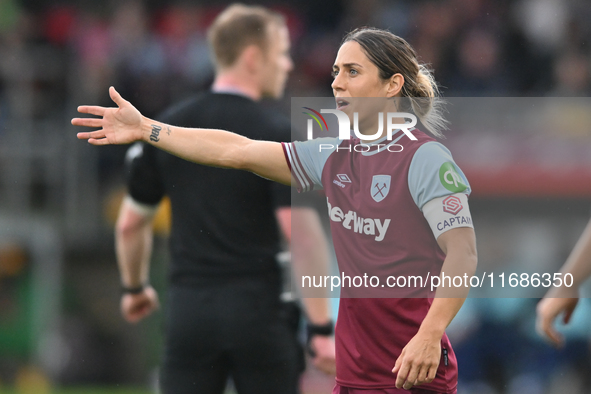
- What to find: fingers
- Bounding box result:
[125,307,151,323]
[312,356,336,375]
[77,105,106,116]
[109,86,127,107]
[125,312,142,324]
[309,336,336,375]
[414,365,429,386]
[394,354,439,389]
[404,364,420,390]
[88,138,114,146]
[545,327,563,348]
[397,361,437,389]
[76,130,115,146]
[72,117,103,128]
[536,312,563,348]
[426,364,438,382]
[121,298,156,323]
[536,299,564,348]
[394,359,410,389]
[392,354,402,374]
[76,130,105,140]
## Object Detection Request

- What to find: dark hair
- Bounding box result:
[342,27,447,137]
[207,4,285,69]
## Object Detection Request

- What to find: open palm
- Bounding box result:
[73,86,143,145]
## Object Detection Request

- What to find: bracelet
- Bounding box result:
[121,284,146,294]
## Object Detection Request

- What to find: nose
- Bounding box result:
[286,55,294,72]
[331,72,345,93]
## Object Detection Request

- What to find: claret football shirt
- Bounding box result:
[282,128,473,391]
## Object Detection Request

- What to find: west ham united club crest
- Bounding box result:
[371,175,391,202]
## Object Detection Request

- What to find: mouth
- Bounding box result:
[336,98,349,110]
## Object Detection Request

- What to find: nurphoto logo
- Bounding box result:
[303,107,418,141]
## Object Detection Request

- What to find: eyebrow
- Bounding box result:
[332,62,364,70]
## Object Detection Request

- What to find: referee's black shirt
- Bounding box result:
[125,92,293,284]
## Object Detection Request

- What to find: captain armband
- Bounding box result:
[422,193,473,239]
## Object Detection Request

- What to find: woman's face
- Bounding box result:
[331,40,392,102]
[332,40,403,136]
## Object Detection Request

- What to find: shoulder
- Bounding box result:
[408,140,471,209]
[411,141,454,164]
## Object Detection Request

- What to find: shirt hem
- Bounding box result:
[335,378,457,393]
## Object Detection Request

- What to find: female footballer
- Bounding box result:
[74,27,477,394]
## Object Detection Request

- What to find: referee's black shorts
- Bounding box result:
[160,274,303,394]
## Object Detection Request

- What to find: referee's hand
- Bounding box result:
[74,86,143,146]
[309,335,336,375]
[121,285,160,323]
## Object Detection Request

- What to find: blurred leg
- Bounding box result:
[227,279,302,394]
[160,285,228,394]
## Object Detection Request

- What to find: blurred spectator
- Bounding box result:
[550,50,591,96]
[110,0,168,118]
[447,28,511,96]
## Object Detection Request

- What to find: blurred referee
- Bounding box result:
[114,4,335,394]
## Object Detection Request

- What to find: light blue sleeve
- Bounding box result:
[408,141,471,210]
[288,137,342,191]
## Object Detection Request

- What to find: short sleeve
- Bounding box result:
[408,141,471,210]
[282,137,341,192]
[125,142,166,206]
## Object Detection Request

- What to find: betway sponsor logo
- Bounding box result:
[327,198,390,242]
[437,216,472,232]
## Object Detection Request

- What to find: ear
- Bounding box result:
[386,73,404,98]
[239,44,265,74]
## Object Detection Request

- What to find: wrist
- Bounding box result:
[121,283,147,295]
[140,116,153,142]
[307,320,334,338]
[306,320,334,357]
[417,322,445,340]
[548,284,579,298]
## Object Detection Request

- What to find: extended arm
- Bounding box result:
[115,197,160,323]
[536,217,591,347]
[393,227,477,390]
[276,206,336,375]
[74,87,291,185]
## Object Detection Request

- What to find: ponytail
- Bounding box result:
[343,27,448,138]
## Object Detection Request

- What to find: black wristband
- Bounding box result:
[306,321,334,338]
[121,284,146,294]
[306,320,334,357]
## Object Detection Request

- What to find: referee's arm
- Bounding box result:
[276,206,336,376]
[115,197,160,323]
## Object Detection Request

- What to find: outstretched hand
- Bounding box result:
[73,86,143,145]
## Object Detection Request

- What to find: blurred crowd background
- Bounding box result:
[1,0,591,393]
